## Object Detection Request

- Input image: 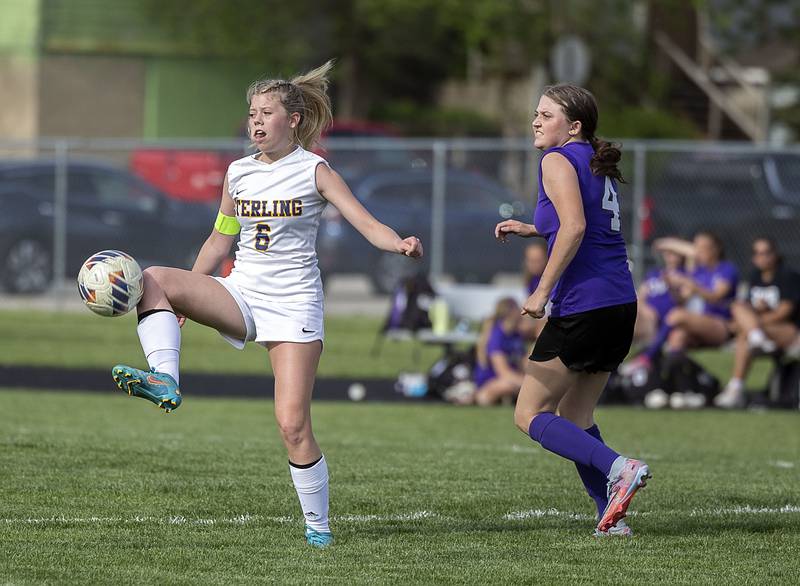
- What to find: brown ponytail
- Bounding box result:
[246,60,334,150]
[588,135,626,183]
[543,84,626,183]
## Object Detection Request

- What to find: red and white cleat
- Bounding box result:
[597,458,651,533]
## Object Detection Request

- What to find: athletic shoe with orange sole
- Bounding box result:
[112,364,182,413]
[597,458,651,533]
[594,518,633,537]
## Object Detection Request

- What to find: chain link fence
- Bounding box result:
[0,137,798,307]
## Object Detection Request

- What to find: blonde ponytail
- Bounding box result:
[291,60,334,150]
[246,60,334,150]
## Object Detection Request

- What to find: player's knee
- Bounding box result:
[513,406,538,434]
[665,308,686,326]
[276,414,311,447]
[142,266,172,294]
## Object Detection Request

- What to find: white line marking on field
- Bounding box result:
[771,460,795,469]
[687,505,800,516]
[3,505,799,527]
[334,511,439,522]
[503,509,594,521]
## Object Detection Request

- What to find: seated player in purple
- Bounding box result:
[495,84,649,536]
[715,237,800,408]
[519,241,549,342]
[646,233,738,362]
[463,297,526,406]
[621,247,687,374]
[635,248,686,343]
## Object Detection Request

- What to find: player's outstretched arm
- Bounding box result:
[192,175,238,274]
[316,164,423,258]
[494,219,539,241]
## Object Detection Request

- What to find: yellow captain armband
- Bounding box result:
[214,212,241,235]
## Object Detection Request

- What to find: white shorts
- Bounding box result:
[213,276,324,349]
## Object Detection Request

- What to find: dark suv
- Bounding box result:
[317,169,532,293]
[0,160,216,293]
[647,151,800,270]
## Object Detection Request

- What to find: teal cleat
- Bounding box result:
[305,525,334,548]
[112,365,182,413]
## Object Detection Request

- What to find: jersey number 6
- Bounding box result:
[602,177,621,232]
[255,223,271,252]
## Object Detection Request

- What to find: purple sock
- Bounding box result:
[575,425,609,517]
[643,321,672,361]
[528,412,619,476]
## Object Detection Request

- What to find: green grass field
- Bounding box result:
[0,310,775,388]
[0,309,442,378]
[1,309,796,583]
[1,389,798,584]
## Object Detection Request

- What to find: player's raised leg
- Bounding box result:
[113,266,247,412]
[268,340,333,548]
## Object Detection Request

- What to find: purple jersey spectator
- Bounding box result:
[690,261,738,318]
[533,142,636,317]
[473,320,525,386]
[643,268,681,321]
[527,274,541,296]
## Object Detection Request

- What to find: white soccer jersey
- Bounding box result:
[225,147,328,301]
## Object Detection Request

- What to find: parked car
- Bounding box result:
[647,151,800,270]
[130,148,239,203]
[317,121,428,185]
[0,160,216,293]
[317,169,532,293]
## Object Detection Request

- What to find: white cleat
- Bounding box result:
[644,388,669,409]
[714,384,746,409]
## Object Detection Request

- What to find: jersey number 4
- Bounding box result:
[255,223,271,252]
[602,177,621,232]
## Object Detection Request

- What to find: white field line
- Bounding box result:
[3,506,799,526]
[502,509,595,521]
[770,460,795,469]
[687,505,800,516]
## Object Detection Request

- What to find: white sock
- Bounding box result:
[725,378,743,393]
[289,456,330,532]
[608,456,627,481]
[746,328,767,350]
[137,310,181,384]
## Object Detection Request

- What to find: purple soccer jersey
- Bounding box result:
[527,274,541,296]
[533,142,636,317]
[690,261,738,318]
[473,320,525,386]
[643,268,681,321]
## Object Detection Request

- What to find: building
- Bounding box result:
[0,0,271,140]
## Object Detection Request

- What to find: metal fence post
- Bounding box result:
[430,140,447,283]
[631,142,647,284]
[53,140,69,296]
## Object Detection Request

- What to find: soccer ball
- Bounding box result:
[77,250,144,317]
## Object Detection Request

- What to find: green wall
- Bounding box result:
[0,0,40,54]
[144,58,270,138]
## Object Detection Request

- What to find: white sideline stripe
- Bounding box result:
[3,506,799,526]
[771,460,795,469]
[503,509,595,521]
[687,505,800,516]
[336,511,439,522]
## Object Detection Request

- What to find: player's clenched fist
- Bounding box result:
[397,236,423,258]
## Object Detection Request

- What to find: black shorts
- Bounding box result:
[529,302,637,373]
